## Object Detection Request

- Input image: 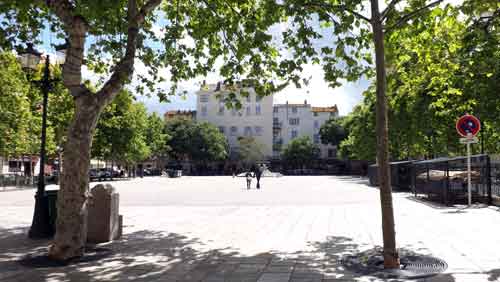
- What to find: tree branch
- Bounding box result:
[62,16,89,97]
[44,0,75,27]
[475,8,500,31]
[302,2,371,23]
[135,0,163,25]
[343,6,371,22]
[43,0,90,97]
[97,0,162,104]
[381,0,401,21]
[385,0,443,32]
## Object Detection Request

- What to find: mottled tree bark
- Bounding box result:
[44,0,161,261]
[48,95,102,261]
[371,0,399,269]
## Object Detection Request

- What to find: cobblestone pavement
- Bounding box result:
[1,176,500,282]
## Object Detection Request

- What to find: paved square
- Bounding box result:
[1,176,500,281]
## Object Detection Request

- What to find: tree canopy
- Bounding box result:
[339,4,500,161]
[165,118,228,162]
[236,137,266,166]
[92,90,151,165]
[282,136,319,164]
[319,117,348,146]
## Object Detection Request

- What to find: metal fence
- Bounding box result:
[411,154,493,205]
[0,174,36,189]
[489,160,500,204]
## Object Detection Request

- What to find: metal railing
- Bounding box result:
[411,155,493,205]
[0,174,37,189]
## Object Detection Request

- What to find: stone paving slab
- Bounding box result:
[1,176,500,281]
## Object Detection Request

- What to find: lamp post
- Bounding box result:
[19,43,66,238]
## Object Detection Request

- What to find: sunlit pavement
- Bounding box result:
[1,176,500,281]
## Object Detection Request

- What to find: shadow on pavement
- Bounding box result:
[1,227,499,282]
[406,196,491,214]
[0,228,362,281]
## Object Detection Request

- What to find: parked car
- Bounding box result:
[89,169,99,180]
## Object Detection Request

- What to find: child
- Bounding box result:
[245,171,253,189]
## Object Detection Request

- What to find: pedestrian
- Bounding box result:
[245,171,253,189]
[255,164,263,189]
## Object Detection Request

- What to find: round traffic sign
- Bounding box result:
[456,114,481,137]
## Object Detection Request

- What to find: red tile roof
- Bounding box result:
[311,105,338,113]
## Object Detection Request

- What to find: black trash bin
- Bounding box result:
[46,190,58,233]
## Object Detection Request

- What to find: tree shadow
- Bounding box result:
[406,196,490,214]
[0,229,370,281]
[1,228,495,282]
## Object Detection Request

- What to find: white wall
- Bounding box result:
[273,103,313,156]
[273,104,339,159]
[196,84,273,157]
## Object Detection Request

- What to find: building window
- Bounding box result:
[246,106,251,116]
[314,120,319,129]
[292,106,298,114]
[200,94,208,102]
[218,126,226,134]
[254,126,263,136]
[291,130,298,139]
[201,106,207,116]
[244,126,252,136]
[230,126,238,136]
[273,117,279,124]
[255,104,261,115]
[273,107,278,113]
[313,134,320,144]
[314,112,318,117]
[289,118,300,125]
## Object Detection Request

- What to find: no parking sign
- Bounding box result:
[456,114,481,137]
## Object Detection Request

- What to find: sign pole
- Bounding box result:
[456,114,480,207]
[467,134,472,206]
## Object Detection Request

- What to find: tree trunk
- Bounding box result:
[48,95,102,261]
[371,0,400,269]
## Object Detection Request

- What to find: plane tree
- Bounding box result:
[0,0,303,261]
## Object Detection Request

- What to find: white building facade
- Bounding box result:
[195,83,338,160]
[272,101,338,159]
[195,82,274,158]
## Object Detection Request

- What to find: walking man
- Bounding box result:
[255,164,263,189]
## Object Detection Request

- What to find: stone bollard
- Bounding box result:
[87,184,122,243]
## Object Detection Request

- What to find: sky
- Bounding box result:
[35,0,463,117]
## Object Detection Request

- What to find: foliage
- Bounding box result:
[319,117,348,146]
[92,90,151,164]
[340,4,500,160]
[0,52,74,158]
[282,136,319,164]
[165,118,228,162]
[0,52,31,157]
[146,112,170,158]
[236,137,265,166]
[338,90,377,160]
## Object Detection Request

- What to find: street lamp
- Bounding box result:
[19,42,66,238]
